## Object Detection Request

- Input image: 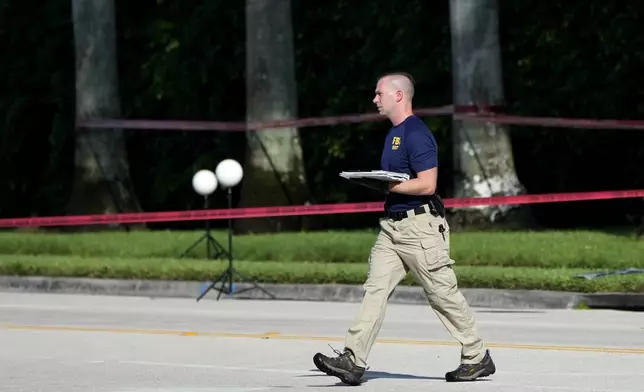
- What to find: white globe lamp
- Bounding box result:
[215,159,244,189]
[192,169,218,196]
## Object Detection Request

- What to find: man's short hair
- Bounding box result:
[378,71,415,85]
[378,71,415,99]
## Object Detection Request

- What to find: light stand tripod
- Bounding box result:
[196,187,276,301]
[179,194,230,260]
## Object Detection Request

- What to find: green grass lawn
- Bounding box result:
[0,229,642,292]
[0,229,642,269]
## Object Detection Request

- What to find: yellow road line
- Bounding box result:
[1,323,643,355]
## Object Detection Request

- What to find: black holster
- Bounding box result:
[426,193,445,218]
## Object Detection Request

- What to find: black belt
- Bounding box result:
[385,194,445,221]
[386,205,430,221]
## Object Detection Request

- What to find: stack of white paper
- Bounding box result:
[339,170,410,182]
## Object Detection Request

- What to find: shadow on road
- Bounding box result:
[301,368,464,386]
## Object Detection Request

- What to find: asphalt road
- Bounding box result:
[1,292,643,392]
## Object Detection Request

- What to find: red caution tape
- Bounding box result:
[76,106,454,131]
[454,113,644,130]
[0,189,642,228]
[76,105,644,132]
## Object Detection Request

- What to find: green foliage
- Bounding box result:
[0,0,643,230]
[499,1,644,227]
[115,0,247,215]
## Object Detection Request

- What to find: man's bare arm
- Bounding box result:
[388,167,437,195]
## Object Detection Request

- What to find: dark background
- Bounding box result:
[1,0,643,231]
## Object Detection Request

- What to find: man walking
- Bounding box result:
[312,72,496,385]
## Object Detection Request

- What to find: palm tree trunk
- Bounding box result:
[449,0,531,228]
[236,0,311,234]
[67,0,143,230]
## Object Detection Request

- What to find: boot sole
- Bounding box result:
[446,365,496,382]
[313,354,362,386]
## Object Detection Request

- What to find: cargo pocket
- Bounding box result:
[420,232,452,272]
[420,237,440,271]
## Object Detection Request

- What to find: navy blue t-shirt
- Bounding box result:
[380,114,438,213]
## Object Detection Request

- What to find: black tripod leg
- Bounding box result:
[179,234,207,258]
[196,268,232,301]
[229,268,276,299]
[206,234,229,260]
[215,270,231,301]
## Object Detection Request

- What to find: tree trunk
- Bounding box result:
[449,0,531,228]
[67,0,143,230]
[236,0,312,234]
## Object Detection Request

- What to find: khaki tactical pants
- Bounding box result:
[344,204,485,368]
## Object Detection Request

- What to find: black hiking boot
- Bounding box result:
[445,349,496,382]
[313,346,365,386]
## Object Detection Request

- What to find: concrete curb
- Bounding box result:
[0,276,641,310]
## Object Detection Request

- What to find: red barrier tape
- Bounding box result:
[454,113,644,130]
[76,106,454,131]
[0,189,642,228]
[76,104,644,132]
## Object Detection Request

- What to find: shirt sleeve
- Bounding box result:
[406,129,438,174]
